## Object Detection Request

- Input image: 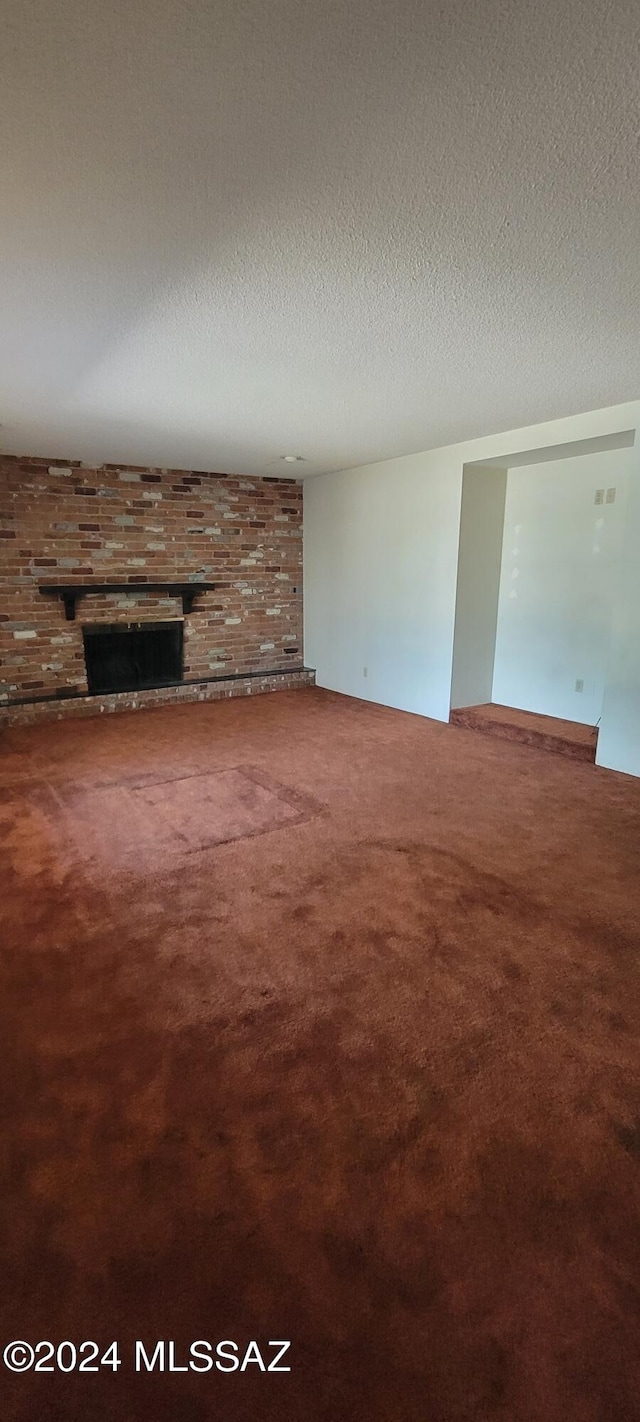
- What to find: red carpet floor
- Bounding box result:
[1,686,639,1422]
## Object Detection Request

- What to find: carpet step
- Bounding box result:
[449,702,598,763]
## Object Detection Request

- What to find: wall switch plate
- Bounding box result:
[594,489,605,504]
[363,666,368,678]
[575,679,584,692]
[606,487,616,503]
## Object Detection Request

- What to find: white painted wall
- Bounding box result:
[303,399,640,774]
[491,450,632,725]
[303,449,464,721]
[597,443,640,775]
[450,466,507,708]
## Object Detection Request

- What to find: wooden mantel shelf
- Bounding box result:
[39,582,218,621]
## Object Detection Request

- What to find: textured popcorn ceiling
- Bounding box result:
[1,0,639,476]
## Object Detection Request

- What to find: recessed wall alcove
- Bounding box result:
[449,429,636,758]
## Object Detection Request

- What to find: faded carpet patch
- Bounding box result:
[32,765,319,868]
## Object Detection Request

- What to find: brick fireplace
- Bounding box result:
[0,456,313,725]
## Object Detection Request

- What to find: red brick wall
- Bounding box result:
[0,456,303,710]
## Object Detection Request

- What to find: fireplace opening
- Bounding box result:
[82,620,184,695]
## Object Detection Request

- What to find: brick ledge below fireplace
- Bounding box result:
[0,666,315,726]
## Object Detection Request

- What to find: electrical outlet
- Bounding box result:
[575,679,584,693]
[363,666,368,678]
[606,487,616,503]
[594,489,604,505]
